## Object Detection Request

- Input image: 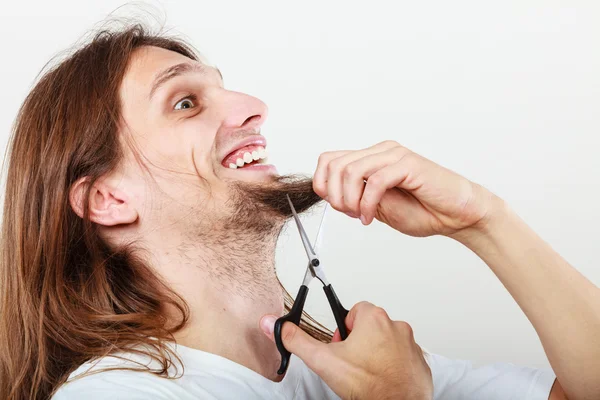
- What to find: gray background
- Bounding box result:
[1,0,599,370]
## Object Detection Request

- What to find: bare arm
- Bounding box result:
[454,195,600,400]
[312,141,600,400]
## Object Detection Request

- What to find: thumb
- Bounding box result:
[260,315,327,370]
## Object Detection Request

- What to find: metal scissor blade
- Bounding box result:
[286,194,318,260]
[313,204,328,253]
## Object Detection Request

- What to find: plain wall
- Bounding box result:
[1,0,599,370]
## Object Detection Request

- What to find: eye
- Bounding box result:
[174,94,197,110]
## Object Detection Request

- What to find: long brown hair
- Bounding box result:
[0,23,331,400]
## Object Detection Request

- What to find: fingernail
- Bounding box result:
[260,315,277,336]
[360,214,368,225]
[324,196,329,202]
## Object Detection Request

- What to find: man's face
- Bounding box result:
[118,46,279,231]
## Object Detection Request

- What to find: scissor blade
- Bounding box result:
[286,194,317,259]
[313,204,328,253]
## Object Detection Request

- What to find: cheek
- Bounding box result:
[139,119,215,174]
[127,115,222,201]
[184,122,218,175]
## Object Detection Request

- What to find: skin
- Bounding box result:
[70,45,287,380]
[261,140,600,399]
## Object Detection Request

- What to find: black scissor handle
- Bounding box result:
[275,285,309,375]
[323,284,349,340]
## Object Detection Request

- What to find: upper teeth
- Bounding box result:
[229,147,268,169]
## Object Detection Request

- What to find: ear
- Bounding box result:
[69,177,138,226]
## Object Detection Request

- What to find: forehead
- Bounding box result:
[120,46,218,102]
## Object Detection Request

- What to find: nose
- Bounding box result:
[220,91,269,131]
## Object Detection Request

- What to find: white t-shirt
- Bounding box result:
[53,343,556,399]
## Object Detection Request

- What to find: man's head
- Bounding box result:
[68,37,319,251]
[0,23,325,400]
[62,32,322,305]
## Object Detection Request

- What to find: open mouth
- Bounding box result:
[221,144,269,170]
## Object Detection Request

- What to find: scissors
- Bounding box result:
[274,195,350,375]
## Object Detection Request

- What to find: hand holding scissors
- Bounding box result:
[260,196,432,400]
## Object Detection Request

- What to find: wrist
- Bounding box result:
[450,186,511,250]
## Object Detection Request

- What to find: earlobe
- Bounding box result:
[69,177,138,227]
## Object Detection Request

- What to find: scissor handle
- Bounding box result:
[275,285,309,375]
[323,284,349,340]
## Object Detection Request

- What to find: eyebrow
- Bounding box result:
[148,62,223,100]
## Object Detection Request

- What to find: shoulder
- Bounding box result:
[52,352,187,400]
[53,368,179,400]
[426,352,556,400]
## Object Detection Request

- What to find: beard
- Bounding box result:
[186,175,322,301]
[225,175,323,236]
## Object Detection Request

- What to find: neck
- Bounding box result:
[152,227,285,381]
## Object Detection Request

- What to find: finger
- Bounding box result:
[332,329,342,343]
[331,325,352,343]
[325,154,346,211]
[325,142,402,214]
[375,188,432,235]
[313,150,349,199]
[260,316,329,363]
[346,301,398,339]
[344,301,377,332]
[279,321,334,374]
[341,146,411,217]
[315,142,400,210]
[393,320,415,341]
[260,315,278,340]
[360,153,421,224]
[280,328,352,397]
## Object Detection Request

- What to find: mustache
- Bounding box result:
[234,175,323,217]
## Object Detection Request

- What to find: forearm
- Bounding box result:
[453,194,600,400]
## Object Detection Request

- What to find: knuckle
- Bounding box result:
[355,301,373,311]
[342,163,356,180]
[391,145,410,158]
[367,173,384,188]
[328,158,343,173]
[381,140,400,148]
[371,306,390,321]
[318,152,334,164]
[349,301,369,321]
[395,320,414,337]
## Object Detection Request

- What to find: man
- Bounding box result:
[1,23,597,400]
